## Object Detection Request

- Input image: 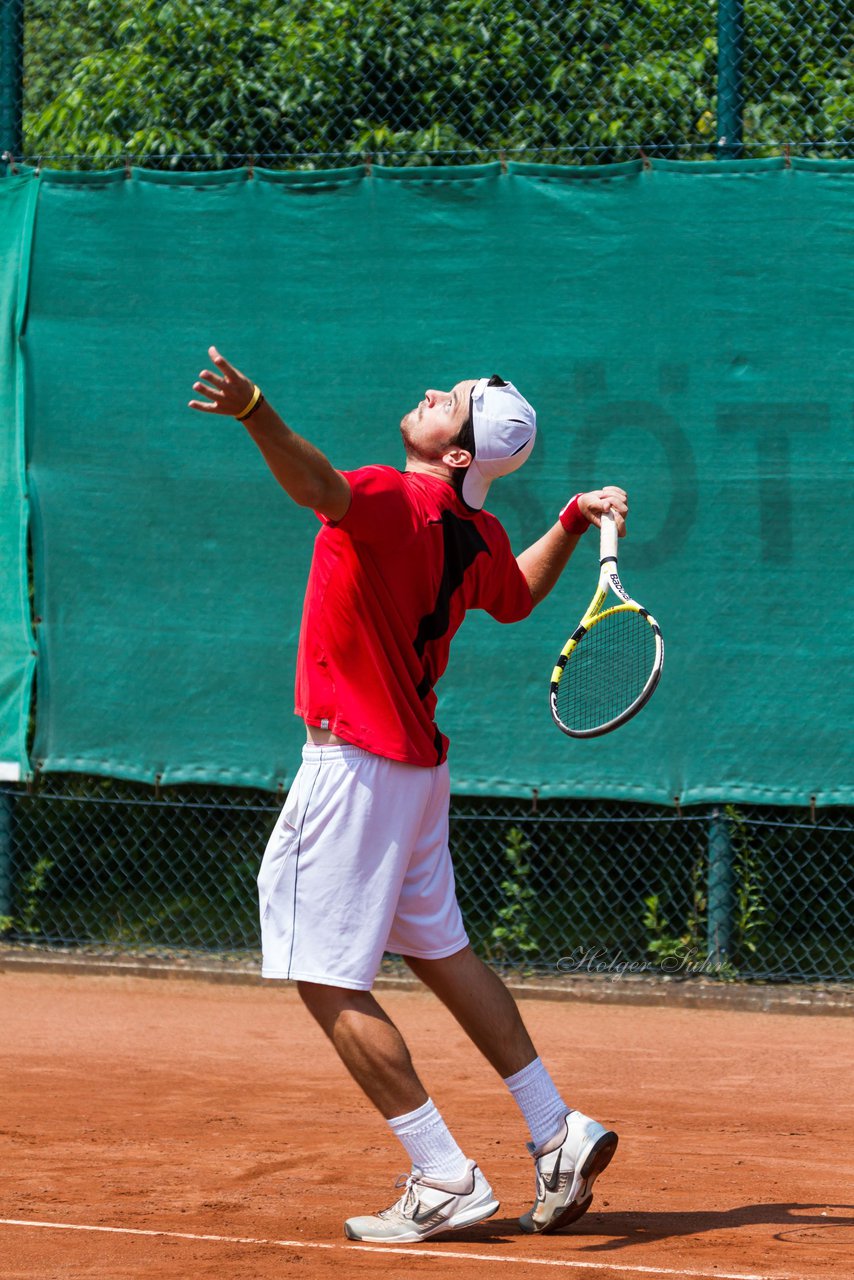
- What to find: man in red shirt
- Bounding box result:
[190,347,627,1244]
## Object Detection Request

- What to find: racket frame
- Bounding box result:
[550,512,663,738]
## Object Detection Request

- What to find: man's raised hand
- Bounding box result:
[188,346,256,417]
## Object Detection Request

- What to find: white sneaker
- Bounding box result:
[519,1110,618,1234]
[344,1159,499,1243]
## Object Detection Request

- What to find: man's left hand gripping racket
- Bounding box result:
[550,512,664,738]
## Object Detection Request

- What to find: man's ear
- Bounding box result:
[442,446,473,471]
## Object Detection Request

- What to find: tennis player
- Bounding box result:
[189,347,627,1244]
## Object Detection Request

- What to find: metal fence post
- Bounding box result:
[0,791,13,922]
[0,0,24,163]
[707,807,734,964]
[717,0,745,158]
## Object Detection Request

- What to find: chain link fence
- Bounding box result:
[1,779,851,983]
[5,1,851,168]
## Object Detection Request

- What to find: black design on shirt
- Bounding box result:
[413,510,490,705]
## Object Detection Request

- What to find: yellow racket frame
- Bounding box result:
[550,513,663,738]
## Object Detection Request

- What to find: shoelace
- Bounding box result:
[378,1172,421,1219]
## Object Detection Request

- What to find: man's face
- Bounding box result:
[400,379,477,463]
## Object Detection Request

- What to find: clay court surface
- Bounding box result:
[1,971,852,1280]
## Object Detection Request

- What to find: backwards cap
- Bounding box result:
[460,376,537,511]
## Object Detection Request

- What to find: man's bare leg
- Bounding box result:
[297,978,489,1217]
[403,944,537,1077]
[297,981,427,1118]
[405,944,618,1235]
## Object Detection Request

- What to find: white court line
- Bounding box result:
[0,1217,792,1279]
[0,1216,797,1280]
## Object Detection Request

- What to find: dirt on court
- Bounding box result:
[1,969,852,1280]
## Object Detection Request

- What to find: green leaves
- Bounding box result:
[489,826,539,967]
[20,0,853,165]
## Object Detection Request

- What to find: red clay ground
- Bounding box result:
[1,971,852,1280]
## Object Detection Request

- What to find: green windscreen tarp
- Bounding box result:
[16,159,854,803]
[0,172,37,781]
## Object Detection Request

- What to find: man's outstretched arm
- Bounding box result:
[516,487,628,606]
[188,346,351,521]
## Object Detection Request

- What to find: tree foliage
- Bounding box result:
[21,0,854,166]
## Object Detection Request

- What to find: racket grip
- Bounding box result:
[599,510,619,561]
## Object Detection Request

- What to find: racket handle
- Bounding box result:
[599,509,618,562]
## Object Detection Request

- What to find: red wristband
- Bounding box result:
[559,494,588,537]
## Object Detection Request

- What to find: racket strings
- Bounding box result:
[555,608,658,733]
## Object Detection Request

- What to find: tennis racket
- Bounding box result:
[550,511,663,738]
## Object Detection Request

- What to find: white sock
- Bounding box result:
[503,1056,570,1149]
[387,1098,470,1183]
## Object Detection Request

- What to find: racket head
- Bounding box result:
[550,603,663,738]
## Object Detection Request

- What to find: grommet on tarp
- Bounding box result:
[531,786,539,815]
[784,142,792,169]
[363,152,373,177]
[673,795,682,818]
[639,149,651,172]
[499,150,508,175]
[810,795,816,823]
[124,156,132,179]
[2,152,19,175]
[247,154,255,179]
[154,773,162,800]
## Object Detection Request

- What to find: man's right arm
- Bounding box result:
[515,487,628,606]
[188,345,351,522]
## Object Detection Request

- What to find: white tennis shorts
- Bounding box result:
[257,743,469,990]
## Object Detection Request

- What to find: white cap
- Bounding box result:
[461,377,537,511]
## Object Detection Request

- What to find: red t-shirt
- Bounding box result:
[294,466,533,766]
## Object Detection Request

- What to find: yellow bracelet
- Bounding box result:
[235,384,262,420]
